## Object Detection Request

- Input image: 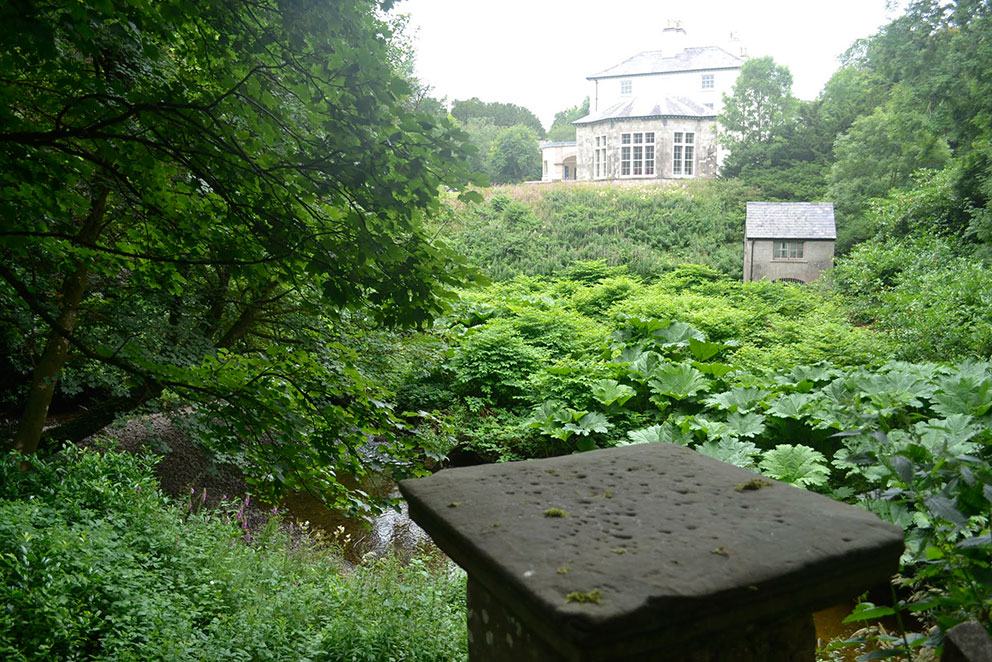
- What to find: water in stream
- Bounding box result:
[280,473,434,565]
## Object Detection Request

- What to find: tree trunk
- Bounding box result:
[11,188,108,455]
[41,381,164,449]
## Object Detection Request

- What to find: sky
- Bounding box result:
[392,0,907,130]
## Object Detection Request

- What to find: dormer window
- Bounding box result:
[620,79,632,95]
[701,74,714,89]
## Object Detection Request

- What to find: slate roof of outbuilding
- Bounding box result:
[589,46,744,79]
[745,202,837,239]
[572,96,713,125]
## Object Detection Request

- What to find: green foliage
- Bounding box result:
[758,444,830,488]
[451,97,545,137]
[546,97,590,142]
[0,447,467,662]
[446,180,750,280]
[830,233,992,360]
[828,94,952,219]
[719,56,800,185]
[0,0,480,503]
[489,124,542,184]
[449,322,545,406]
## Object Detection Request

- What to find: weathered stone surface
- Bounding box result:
[400,444,904,661]
[943,622,992,662]
[466,576,817,662]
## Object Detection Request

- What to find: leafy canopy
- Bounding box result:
[0,0,479,506]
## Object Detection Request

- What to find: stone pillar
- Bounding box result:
[942,622,992,662]
[400,444,905,662]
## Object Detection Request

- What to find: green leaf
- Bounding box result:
[592,379,636,407]
[630,351,664,381]
[648,363,710,400]
[696,438,759,469]
[923,495,967,527]
[688,337,727,361]
[625,423,692,446]
[889,455,914,485]
[575,436,598,452]
[703,387,768,413]
[932,375,992,417]
[842,603,897,623]
[759,444,829,488]
[725,412,767,438]
[652,321,705,346]
[457,189,484,204]
[766,392,815,419]
[692,361,736,377]
[564,412,611,437]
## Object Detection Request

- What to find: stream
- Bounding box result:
[280,473,434,565]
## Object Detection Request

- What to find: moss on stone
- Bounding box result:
[565,589,602,604]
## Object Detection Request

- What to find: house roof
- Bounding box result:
[539,141,577,148]
[745,202,837,240]
[589,46,744,79]
[572,96,714,125]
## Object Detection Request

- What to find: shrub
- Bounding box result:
[0,447,467,662]
[449,322,545,406]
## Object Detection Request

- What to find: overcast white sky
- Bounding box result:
[392,0,907,130]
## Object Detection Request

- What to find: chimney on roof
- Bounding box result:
[661,20,687,57]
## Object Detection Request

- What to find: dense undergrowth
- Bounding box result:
[7,180,992,660]
[0,447,467,662]
[442,180,751,280]
[389,255,992,651]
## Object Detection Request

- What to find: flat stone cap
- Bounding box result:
[401,444,903,654]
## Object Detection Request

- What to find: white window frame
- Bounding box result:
[620,79,632,95]
[701,74,714,89]
[619,132,655,177]
[672,131,695,177]
[594,135,607,179]
[773,241,805,260]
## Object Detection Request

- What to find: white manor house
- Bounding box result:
[541,26,745,183]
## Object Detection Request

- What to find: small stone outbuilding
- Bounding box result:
[744,202,836,284]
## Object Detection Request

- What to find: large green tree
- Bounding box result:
[451,97,546,137]
[719,57,798,167]
[489,125,542,184]
[0,0,479,506]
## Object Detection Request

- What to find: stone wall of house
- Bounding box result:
[575,117,718,181]
[743,239,835,283]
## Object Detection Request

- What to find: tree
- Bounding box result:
[489,125,542,184]
[828,92,951,219]
[459,117,501,181]
[719,56,799,169]
[546,98,590,142]
[451,98,546,137]
[0,0,479,507]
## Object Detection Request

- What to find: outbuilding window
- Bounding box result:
[620,79,632,95]
[702,74,714,89]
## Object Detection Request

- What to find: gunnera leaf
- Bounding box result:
[696,438,759,469]
[759,444,829,488]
